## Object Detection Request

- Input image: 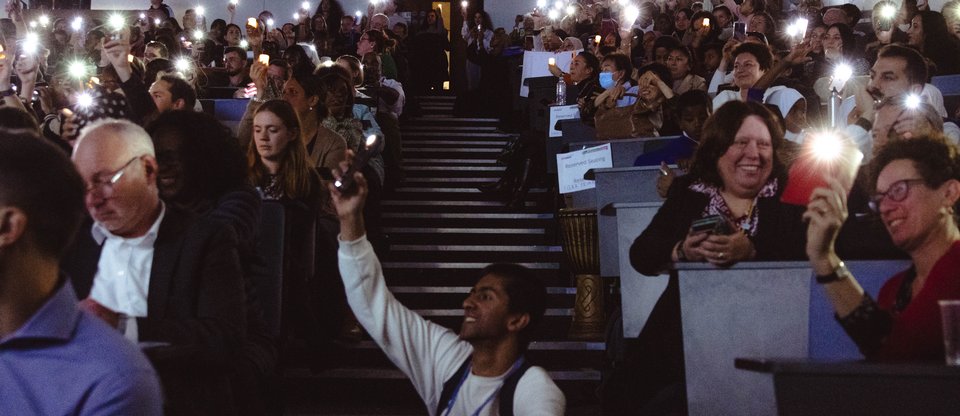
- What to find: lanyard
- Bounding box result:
[442,357,525,416]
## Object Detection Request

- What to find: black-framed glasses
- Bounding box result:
[868,178,926,212]
[86,156,141,197]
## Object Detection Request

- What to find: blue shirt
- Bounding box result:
[0,279,163,415]
[633,134,699,166]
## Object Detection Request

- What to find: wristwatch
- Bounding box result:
[815,261,850,284]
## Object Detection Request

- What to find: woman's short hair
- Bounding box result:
[336,54,363,86]
[731,42,773,71]
[688,100,785,188]
[871,135,960,193]
[602,52,633,80]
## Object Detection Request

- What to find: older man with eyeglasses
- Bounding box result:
[62,119,255,414]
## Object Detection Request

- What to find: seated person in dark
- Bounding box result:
[61,119,249,414]
[205,46,253,89]
[0,131,163,415]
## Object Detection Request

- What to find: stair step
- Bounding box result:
[383,212,553,219]
[403,140,507,146]
[402,147,502,153]
[399,177,499,183]
[392,187,547,194]
[402,132,511,138]
[408,117,499,123]
[391,244,560,251]
[384,227,546,234]
[401,125,499,132]
[403,166,505,171]
[383,261,559,269]
[403,158,499,165]
[382,268,571,287]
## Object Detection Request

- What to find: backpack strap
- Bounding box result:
[437,357,472,415]
[497,358,532,416]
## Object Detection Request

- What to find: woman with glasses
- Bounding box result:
[806,135,960,361]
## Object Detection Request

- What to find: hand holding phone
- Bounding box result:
[781,133,863,206]
[733,22,746,41]
[334,135,382,195]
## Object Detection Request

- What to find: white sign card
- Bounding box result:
[556,143,613,194]
[519,50,580,97]
[548,105,581,138]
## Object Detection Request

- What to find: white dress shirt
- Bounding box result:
[89,203,166,341]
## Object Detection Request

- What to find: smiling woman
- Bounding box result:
[806,135,960,361]
[631,100,807,276]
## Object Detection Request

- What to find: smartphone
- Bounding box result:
[733,22,746,40]
[335,135,382,195]
[258,54,270,65]
[780,138,863,206]
[524,35,534,51]
[690,215,733,235]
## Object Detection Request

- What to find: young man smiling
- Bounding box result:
[331,163,565,415]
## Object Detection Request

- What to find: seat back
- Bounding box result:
[255,200,285,337]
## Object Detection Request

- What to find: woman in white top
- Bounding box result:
[712,42,785,109]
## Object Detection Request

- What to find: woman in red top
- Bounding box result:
[806,136,960,361]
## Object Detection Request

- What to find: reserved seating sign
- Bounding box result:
[556,143,612,194]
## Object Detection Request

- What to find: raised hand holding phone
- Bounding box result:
[781,131,862,206]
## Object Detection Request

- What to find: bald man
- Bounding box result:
[61,119,250,413]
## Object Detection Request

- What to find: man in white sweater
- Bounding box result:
[331,165,566,416]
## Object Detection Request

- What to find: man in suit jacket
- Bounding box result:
[62,119,249,413]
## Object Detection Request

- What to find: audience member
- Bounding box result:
[206,46,252,88]
[0,132,164,415]
[62,119,248,414]
[329,157,566,415]
[283,71,348,172]
[806,136,960,361]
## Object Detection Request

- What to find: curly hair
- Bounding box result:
[870,134,960,193]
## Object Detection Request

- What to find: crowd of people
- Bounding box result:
[2,0,960,414]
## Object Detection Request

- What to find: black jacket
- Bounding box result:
[630,175,808,276]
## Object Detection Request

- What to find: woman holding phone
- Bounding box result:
[806,136,960,361]
[631,100,806,275]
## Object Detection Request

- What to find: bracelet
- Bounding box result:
[0,88,15,98]
[675,240,688,262]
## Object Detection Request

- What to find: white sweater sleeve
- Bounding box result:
[338,235,472,415]
[512,366,567,415]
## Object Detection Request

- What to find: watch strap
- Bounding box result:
[815,261,849,284]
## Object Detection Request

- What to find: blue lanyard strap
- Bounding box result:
[442,357,526,416]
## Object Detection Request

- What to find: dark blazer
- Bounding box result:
[61,204,247,359]
[630,175,808,276]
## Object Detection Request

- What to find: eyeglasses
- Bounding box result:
[869,178,926,212]
[86,156,141,197]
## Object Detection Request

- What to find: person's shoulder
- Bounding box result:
[514,365,566,411]
[72,312,158,378]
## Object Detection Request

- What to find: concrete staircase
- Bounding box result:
[283,95,603,415]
